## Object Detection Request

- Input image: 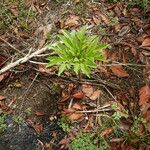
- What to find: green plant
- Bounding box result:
[71,132,108,150]
[13,116,24,124]
[125,0,150,9]
[108,0,119,3]
[0,0,35,30]
[58,116,71,132]
[0,113,7,133]
[47,26,108,77]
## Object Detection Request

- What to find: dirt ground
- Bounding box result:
[0,0,150,150]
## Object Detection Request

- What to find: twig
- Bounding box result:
[19,72,39,114]
[0,36,25,55]
[0,47,48,75]
[77,108,112,113]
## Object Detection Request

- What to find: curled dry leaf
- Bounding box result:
[68,112,83,121]
[142,37,150,47]
[0,72,10,82]
[111,65,129,77]
[72,103,86,110]
[35,111,45,116]
[90,90,102,101]
[0,95,5,101]
[63,15,80,28]
[72,91,84,99]
[32,123,43,134]
[139,85,150,106]
[38,64,54,75]
[82,84,94,97]
[101,128,113,136]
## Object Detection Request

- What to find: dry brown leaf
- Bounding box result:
[10,5,18,17]
[0,72,10,82]
[111,65,129,77]
[90,90,102,101]
[142,37,150,47]
[72,91,84,99]
[35,111,45,116]
[72,103,83,110]
[0,55,7,68]
[32,123,43,134]
[82,84,94,97]
[68,112,83,121]
[0,95,5,101]
[99,13,110,25]
[139,85,150,106]
[101,128,113,136]
[64,15,80,28]
[38,64,54,75]
[92,16,101,25]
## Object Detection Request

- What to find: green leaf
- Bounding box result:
[74,63,80,74]
[80,64,90,77]
[58,64,66,76]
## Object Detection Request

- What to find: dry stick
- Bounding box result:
[19,72,39,114]
[0,36,25,55]
[0,47,48,75]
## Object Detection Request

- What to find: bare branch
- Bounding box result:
[0,47,48,75]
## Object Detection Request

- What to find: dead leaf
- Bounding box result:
[35,111,45,116]
[90,90,102,101]
[0,55,7,68]
[92,16,101,25]
[63,15,80,28]
[82,84,94,97]
[143,110,150,119]
[0,72,10,82]
[72,91,84,99]
[139,86,150,106]
[101,128,113,136]
[0,95,5,101]
[38,64,54,75]
[9,5,18,17]
[14,82,22,88]
[99,13,110,25]
[68,112,83,121]
[111,65,129,77]
[32,123,43,134]
[142,37,150,47]
[72,103,83,110]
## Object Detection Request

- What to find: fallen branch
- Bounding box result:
[0,47,48,75]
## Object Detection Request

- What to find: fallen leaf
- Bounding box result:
[72,103,83,110]
[9,5,18,17]
[0,95,5,101]
[38,64,54,75]
[82,84,94,97]
[33,123,43,134]
[143,110,150,119]
[101,128,113,136]
[0,55,7,68]
[90,90,102,101]
[139,86,150,105]
[99,13,110,25]
[142,37,150,47]
[111,65,129,77]
[64,15,80,28]
[35,111,45,116]
[14,82,22,88]
[92,16,101,25]
[68,112,83,121]
[0,72,10,82]
[72,91,84,99]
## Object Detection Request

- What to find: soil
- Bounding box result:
[0,0,150,150]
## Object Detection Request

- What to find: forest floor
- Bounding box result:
[0,0,150,150]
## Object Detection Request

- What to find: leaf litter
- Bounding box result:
[0,0,150,149]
